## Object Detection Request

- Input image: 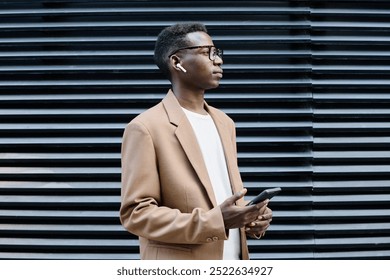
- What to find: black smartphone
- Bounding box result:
[246,187,282,206]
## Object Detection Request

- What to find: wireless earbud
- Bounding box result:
[176,63,187,73]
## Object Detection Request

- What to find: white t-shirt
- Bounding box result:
[182,107,240,260]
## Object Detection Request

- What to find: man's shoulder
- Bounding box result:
[126,101,167,131]
[128,101,166,127]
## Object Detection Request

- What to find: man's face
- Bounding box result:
[176,31,223,90]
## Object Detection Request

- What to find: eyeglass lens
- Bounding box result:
[210,47,222,61]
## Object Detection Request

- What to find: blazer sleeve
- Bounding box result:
[120,120,228,245]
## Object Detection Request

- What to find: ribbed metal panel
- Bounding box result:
[311,0,390,259]
[0,0,388,260]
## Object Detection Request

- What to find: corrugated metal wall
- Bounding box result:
[0,0,389,259]
[312,0,390,258]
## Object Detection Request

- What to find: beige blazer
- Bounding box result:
[120,90,249,260]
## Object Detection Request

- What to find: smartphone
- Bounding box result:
[246,187,281,206]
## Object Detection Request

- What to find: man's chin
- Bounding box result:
[207,81,221,90]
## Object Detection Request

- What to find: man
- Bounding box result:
[120,22,272,260]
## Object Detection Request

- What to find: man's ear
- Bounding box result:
[169,55,181,71]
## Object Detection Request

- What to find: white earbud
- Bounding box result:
[176,63,187,73]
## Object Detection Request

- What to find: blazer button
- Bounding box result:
[206,238,212,242]
[212,236,219,241]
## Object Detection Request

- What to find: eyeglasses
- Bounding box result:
[168,45,223,61]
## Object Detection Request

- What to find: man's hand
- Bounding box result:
[220,188,270,229]
[245,207,273,239]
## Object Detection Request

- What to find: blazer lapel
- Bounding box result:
[162,90,218,207]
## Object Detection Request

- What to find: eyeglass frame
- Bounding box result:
[168,45,223,61]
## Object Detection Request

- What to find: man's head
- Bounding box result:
[154,22,208,80]
[154,23,223,90]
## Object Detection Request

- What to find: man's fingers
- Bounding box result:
[230,188,247,203]
[259,213,273,221]
[252,199,269,211]
[238,188,247,198]
[221,188,247,209]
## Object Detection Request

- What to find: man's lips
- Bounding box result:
[213,70,223,77]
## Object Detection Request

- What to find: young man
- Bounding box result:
[120,23,272,260]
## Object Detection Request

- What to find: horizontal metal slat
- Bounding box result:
[0,153,119,161]
[240,166,312,174]
[239,152,312,160]
[0,252,138,260]
[0,167,120,181]
[237,122,312,130]
[238,136,313,144]
[270,210,313,219]
[313,80,390,88]
[0,36,155,44]
[248,238,315,249]
[312,8,390,16]
[0,93,164,102]
[0,167,120,175]
[0,238,137,247]
[0,80,169,87]
[0,35,310,44]
[0,108,311,117]
[314,109,390,115]
[312,51,390,58]
[314,151,390,160]
[0,64,312,73]
[312,22,390,29]
[0,124,126,132]
[314,250,390,259]
[314,123,390,131]
[250,251,314,259]
[0,181,119,193]
[0,50,152,58]
[315,223,390,234]
[0,224,126,234]
[0,136,311,146]
[313,194,390,205]
[0,124,309,134]
[0,137,120,145]
[313,165,390,175]
[314,137,390,145]
[0,21,311,31]
[244,181,312,191]
[0,79,311,87]
[0,195,119,204]
[0,51,310,59]
[313,209,390,219]
[313,93,390,101]
[267,223,315,231]
[0,210,119,220]
[0,93,311,102]
[314,180,390,192]
[312,35,390,44]
[0,7,310,16]
[313,65,390,73]
[315,237,390,248]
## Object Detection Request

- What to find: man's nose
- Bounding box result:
[214,55,223,65]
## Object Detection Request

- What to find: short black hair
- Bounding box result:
[154,22,208,80]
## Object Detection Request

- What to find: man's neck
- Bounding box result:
[172,86,208,115]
